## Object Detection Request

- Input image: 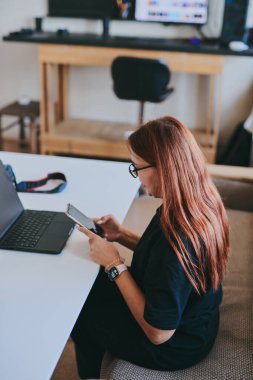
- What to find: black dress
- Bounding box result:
[71,207,222,378]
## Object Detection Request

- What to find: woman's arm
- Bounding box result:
[95,215,141,250]
[115,270,175,345]
[116,226,141,250]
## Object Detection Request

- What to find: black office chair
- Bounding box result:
[111,56,174,124]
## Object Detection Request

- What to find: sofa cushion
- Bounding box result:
[213,177,253,212]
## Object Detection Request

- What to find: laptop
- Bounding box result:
[0,160,75,254]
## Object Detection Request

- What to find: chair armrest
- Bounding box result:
[207,165,253,212]
[207,164,253,182]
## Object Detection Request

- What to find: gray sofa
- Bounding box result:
[100,170,253,380]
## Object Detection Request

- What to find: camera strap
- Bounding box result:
[4,164,67,193]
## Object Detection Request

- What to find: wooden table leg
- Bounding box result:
[40,62,49,135]
[19,117,26,148]
[213,74,222,147]
[206,75,215,140]
[30,118,38,154]
[206,73,222,162]
[58,64,69,121]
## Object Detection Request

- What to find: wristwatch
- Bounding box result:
[107,264,128,281]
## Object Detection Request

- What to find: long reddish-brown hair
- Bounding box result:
[128,116,229,294]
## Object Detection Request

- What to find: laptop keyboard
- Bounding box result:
[0,210,55,249]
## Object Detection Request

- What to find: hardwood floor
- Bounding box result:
[51,338,80,380]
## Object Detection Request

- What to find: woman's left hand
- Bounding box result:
[78,226,120,267]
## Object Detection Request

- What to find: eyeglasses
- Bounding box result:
[128,163,154,178]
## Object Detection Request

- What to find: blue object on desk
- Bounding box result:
[190,37,201,45]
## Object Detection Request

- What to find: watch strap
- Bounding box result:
[115,264,128,275]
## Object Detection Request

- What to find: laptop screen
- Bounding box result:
[0,160,24,239]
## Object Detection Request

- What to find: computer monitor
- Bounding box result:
[48,0,209,38]
[135,0,209,25]
[48,0,135,37]
[48,0,133,20]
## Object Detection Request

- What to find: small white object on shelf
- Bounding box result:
[18,95,31,106]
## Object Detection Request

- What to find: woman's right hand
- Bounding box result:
[93,214,121,242]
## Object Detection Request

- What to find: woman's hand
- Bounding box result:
[79,226,120,268]
[93,214,122,242]
[92,214,140,251]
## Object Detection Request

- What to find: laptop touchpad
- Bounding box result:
[36,221,74,253]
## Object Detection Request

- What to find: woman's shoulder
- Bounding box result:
[139,205,196,262]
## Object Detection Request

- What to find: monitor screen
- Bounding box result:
[48,0,135,38]
[135,0,208,25]
[48,0,119,19]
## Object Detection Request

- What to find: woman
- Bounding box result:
[71,116,229,379]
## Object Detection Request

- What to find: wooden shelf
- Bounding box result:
[40,119,218,162]
[192,129,217,147]
[40,118,136,159]
[192,129,218,163]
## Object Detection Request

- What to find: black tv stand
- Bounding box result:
[102,17,110,39]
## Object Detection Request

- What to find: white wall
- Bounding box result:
[0,0,253,153]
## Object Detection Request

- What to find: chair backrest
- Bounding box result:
[111,56,171,103]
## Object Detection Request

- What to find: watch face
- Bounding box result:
[108,266,119,281]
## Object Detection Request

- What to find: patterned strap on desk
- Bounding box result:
[4,164,67,193]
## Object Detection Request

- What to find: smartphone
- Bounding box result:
[66,203,103,236]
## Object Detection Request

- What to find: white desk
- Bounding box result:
[0,152,140,380]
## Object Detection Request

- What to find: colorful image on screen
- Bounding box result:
[135,0,208,25]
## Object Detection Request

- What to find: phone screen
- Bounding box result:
[66,204,102,235]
